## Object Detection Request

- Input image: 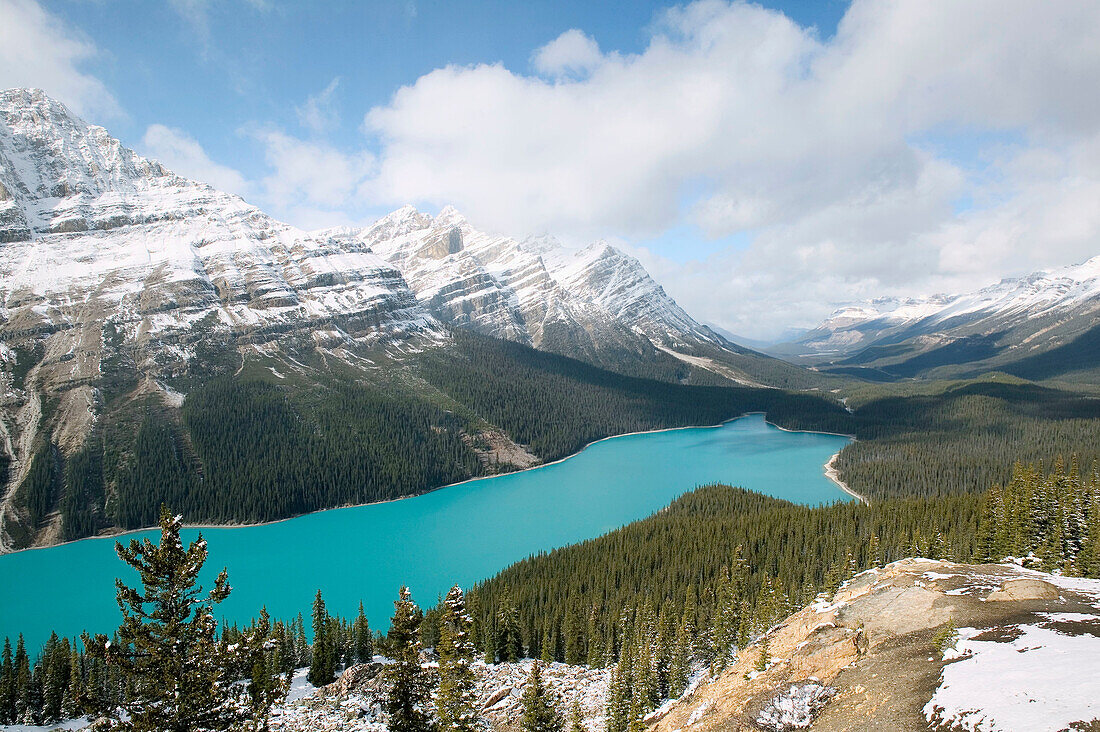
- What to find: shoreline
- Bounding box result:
[755,412,866,505]
[824,451,867,505]
[2,411,860,556]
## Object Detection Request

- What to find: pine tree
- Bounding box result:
[495,597,523,663]
[293,614,309,668]
[41,632,65,722]
[564,604,586,665]
[520,661,563,732]
[540,627,554,664]
[436,585,480,732]
[64,648,84,720]
[710,568,735,671]
[754,634,770,673]
[88,506,277,731]
[13,635,28,724]
[631,604,658,713]
[353,602,374,664]
[668,613,691,698]
[0,638,13,724]
[246,606,287,728]
[384,586,433,732]
[605,613,634,732]
[309,591,335,686]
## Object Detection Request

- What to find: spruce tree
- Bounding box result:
[384,586,433,732]
[495,596,523,663]
[0,638,13,724]
[88,506,278,731]
[520,661,563,732]
[669,612,691,697]
[564,604,586,665]
[436,585,480,732]
[309,590,335,686]
[13,635,28,724]
[353,602,374,664]
[65,648,84,720]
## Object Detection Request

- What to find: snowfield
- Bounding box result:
[925,619,1100,732]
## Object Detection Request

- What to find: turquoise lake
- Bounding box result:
[0,414,851,649]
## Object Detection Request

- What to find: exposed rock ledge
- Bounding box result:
[649,559,1100,732]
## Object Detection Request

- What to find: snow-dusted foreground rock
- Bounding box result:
[650,559,1100,732]
[270,658,610,732]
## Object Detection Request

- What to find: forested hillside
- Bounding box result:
[13,332,847,546]
[12,328,1100,549]
[460,485,982,672]
[4,460,1097,728]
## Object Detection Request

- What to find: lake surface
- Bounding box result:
[0,414,851,649]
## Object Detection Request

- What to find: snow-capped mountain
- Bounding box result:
[0,88,440,356]
[0,88,446,547]
[319,204,734,377]
[775,256,1100,380]
[0,88,825,550]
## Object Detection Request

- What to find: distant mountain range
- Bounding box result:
[769,256,1100,382]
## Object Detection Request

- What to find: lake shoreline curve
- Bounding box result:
[3,411,862,555]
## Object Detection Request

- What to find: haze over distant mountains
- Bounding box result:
[770,255,1100,382]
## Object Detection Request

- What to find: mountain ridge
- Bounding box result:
[772,254,1100,381]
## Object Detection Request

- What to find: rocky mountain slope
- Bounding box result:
[242,559,1100,732]
[649,558,1100,732]
[0,88,830,551]
[321,205,813,388]
[0,88,450,550]
[772,257,1100,382]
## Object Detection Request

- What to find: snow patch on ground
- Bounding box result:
[755,682,836,731]
[925,623,1100,731]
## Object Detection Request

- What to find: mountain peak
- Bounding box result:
[435,204,467,227]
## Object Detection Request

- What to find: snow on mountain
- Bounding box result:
[0,89,443,547]
[0,88,438,351]
[322,203,724,368]
[782,256,1100,370]
[651,559,1100,732]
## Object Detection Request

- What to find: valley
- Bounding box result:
[1,83,1099,732]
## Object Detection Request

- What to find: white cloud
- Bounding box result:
[532,29,604,78]
[360,0,1100,338]
[249,127,375,212]
[0,0,120,120]
[141,124,252,198]
[296,77,341,133]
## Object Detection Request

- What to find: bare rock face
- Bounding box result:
[273,659,611,732]
[648,559,1100,732]
[986,577,1059,601]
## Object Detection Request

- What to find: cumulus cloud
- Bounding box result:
[296,77,342,133]
[359,0,1100,338]
[0,0,120,119]
[248,127,375,221]
[142,124,253,198]
[532,29,604,78]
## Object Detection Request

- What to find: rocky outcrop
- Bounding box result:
[272,659,610,732]
[649,559,1100,732]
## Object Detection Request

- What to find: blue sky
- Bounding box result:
[46,0,846,200]
[4,0,1100,338]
